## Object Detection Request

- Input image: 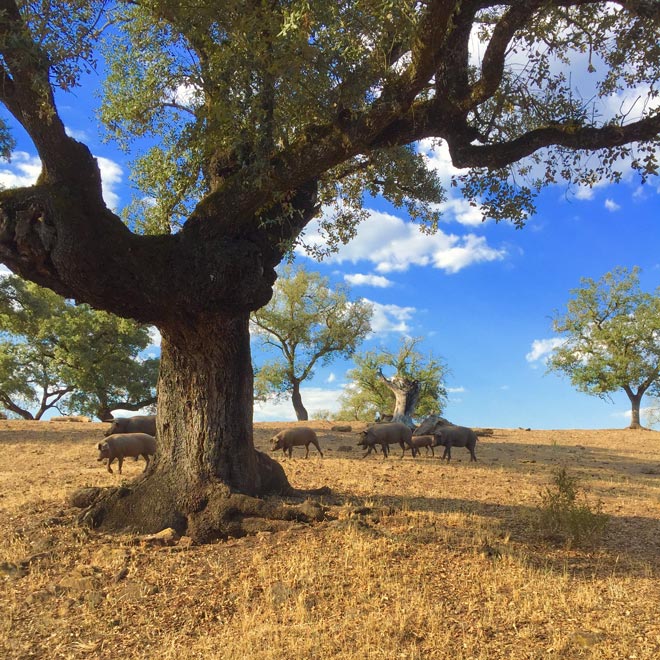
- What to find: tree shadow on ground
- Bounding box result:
[317,487,660,579]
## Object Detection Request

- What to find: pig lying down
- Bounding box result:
[98,433,157,474]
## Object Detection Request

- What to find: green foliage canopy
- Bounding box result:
[31,0,656,242]
[548,267,660,428]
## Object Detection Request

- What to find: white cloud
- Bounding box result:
[166,82,204,110]
[0,151,41,188]
[602,85,660,124]
[0,150,123,211]
[447,386,466,393]
[65,126,91,142]
[253,387,344,422]
[526,338,565,364]
[421,139,467,183]
[365,300,416,334]
[344,273,393,288]
[573,185,597,201]
[419,140,491,228]
[300,210,506,275]
[326,373,336,383]
[148,326,162,346]
[96,156,123,210]
[437,197,486,227]
[604,198,621,212]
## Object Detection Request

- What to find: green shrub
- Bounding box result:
[537,467,608,547]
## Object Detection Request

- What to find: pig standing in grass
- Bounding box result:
[433,426,478,462]
[97,433,157,474]
[271,427,323,458]
[358,422,416,459]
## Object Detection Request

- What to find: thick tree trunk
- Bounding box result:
[83,311,297,541]
[291,380,309,421]
[628,391,643,429]
[379,372,420,429]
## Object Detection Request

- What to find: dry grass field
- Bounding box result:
[1,419,659,659]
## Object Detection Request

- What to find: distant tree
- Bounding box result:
[548,267,660,429]
[0,276,72,419]
[0,276,158,420]
[251,265,372,420]
[53,307,159,421]
[338,337,448,426]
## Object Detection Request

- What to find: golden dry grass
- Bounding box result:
[1,420,659,659]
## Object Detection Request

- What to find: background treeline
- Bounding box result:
[0,275,158,421]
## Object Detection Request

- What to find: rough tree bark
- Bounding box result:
[83,312,307,541]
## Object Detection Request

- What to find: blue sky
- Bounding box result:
[1,57,659,430]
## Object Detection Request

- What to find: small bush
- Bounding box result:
[537,467,608,547]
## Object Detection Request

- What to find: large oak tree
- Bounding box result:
[0,1,659,540]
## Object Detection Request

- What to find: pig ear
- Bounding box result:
[97,442,103,449]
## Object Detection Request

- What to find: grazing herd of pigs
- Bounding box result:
[96,417,477,476]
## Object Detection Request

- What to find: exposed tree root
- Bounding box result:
[74,450,331,543]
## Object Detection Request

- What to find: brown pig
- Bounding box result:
[406,434,436,457]
[432,426,478,462]
[104,414,156,437]
[271,427,323,458]
[97,432,157,474]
